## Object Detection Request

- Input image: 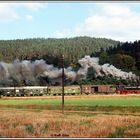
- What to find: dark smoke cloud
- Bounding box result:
[0,55,139,86]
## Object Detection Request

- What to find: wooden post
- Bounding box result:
[61,55,64,114]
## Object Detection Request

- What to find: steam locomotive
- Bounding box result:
[0,85,140,97]
[116,85,140,94]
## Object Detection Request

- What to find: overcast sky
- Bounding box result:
[0,2,140,42]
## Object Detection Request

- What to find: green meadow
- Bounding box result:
[0,96,140,112]
[0,97,140,106]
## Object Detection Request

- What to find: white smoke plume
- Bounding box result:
[77,55,138,81]
[0,59,77,86]
[0,55,138,86]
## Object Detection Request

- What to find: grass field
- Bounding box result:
[0,95,140,138]
[1,95,140,106]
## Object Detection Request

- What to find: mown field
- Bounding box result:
[0,95,140,138]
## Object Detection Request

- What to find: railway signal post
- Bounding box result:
[61,55,65,114]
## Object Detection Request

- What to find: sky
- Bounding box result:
[1,2,140,42]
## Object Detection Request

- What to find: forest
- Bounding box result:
[0,36,140,86]
[99,40,140,76]
[0,36,119,67]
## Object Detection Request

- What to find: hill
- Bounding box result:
[0,36,119,67]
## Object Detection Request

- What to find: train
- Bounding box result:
[0,85,139,97]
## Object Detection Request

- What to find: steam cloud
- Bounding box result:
[0,55,138,86]
[77,55,138,81]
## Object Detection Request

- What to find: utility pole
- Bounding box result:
[61,54,64,114]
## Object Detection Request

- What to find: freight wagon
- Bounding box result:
[81,85,116,94]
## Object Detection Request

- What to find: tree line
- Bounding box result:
[99,40,140,76]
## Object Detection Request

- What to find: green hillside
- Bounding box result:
[0,36,119,67]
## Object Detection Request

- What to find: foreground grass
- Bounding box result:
[0,108,140,138]
[0,95,140,138]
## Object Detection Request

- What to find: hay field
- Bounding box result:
[0,95,140,138]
